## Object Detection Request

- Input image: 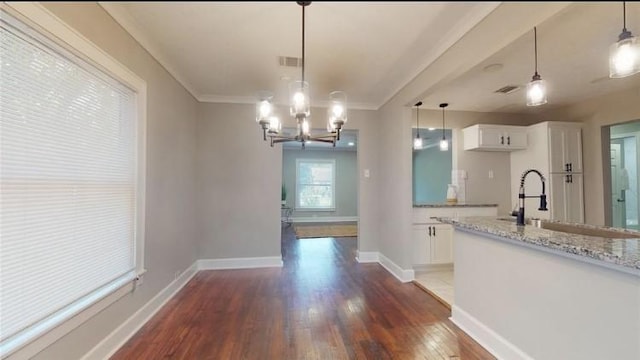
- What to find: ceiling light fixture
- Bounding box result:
[439,103,449,151]
[413,101,423,150]
[255,2,346,148]
[610,1,640,78]
[526,27,547,106]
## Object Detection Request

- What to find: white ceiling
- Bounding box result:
[101,2,640,115]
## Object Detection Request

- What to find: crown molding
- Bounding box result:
[99,2,201,101]
[198,94,379,111]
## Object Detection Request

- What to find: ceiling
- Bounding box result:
[101,2,640,115]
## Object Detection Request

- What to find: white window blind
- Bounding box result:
[0,11,139,356]
[296,159,336,210]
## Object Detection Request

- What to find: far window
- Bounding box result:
[296,159,335,210]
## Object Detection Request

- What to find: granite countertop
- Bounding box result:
[435,216,640,276]
[413,203,498,208]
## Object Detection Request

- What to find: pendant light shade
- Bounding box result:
[610,2,640,78]
[439,103,449,152]
[413,101,423,150]
[526,27,547,106]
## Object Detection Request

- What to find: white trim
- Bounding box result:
[81,263,199,360]
[98,2,199,101]
[290,216,358,223]
[197,257,284,270]
[198,94,378,110]
[378,253,415,283]
[450,305,534,360]
[355,251,379,263]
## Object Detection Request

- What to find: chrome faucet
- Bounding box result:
[515,169,548,226]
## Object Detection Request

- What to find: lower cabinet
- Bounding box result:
[412,223,453,265]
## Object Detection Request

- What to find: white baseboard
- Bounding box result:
[197,256,283,270]
[450,305,533,360]
[355,251,379,263]
[378,253,415,283]
[290,216,358,223]
[81,262,199,360]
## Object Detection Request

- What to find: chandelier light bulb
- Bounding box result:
[268,116,281,133]
[301,119,310,135]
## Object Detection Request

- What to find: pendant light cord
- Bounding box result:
[534,26,539,76]
[301,4,305,84]
[414,101,422,139]
[623,1,627,32]
[441,107,445,140]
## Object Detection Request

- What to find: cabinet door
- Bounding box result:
[564,127,583,173]
[549,127,568,173]
[566,174,584,223]
[412,225,431,265]
[506,129,527,149]
[479,127,505,147]
[550,173,568,222]
[430,224,453,264]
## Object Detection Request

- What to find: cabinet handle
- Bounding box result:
[433,226,436,236]
[428,226,432,236]
[569,163,572,172]
[569,174,573,183]
[566,175,570,183]
[565,163,569,172]
[500,136,504,145]
[507,136,511,145]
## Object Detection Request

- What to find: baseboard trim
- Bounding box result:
[450,305,533,360]
[81,261,199,360]
[197,256,283,270]
[378,253,415,283]
[355,251,379,263]
[290,216,358,223]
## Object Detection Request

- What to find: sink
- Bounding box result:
[496,217,639,239]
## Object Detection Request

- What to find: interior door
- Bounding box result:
[611,143,625,228]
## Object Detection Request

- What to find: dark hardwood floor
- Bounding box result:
[111,226,494,359]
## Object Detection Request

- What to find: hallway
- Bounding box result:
[112,227,493,359]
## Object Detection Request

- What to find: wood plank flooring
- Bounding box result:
[111,226,494,359]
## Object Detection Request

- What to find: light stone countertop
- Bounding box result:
[435,216,640,276]
[413,203,498,208]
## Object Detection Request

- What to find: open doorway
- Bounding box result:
[280,129,359,258]
[606,121,640,230]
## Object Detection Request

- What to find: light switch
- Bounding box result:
[488,170,494,179]
[364,169,370,178]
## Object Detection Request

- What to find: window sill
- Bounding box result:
[295,208,336,212]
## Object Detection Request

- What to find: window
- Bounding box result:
[0,7,145,357]
[296,159,336,210]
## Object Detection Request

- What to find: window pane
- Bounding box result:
[299,185,333,208]
[299,162,332,185]
[296,160,334,209]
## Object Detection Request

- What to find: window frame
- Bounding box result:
[0,3,147,358]
[295,158,336,211]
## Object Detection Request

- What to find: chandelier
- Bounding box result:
[255,1,347,148]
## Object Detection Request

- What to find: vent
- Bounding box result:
[494,85,521,94]
[278,56,303,68]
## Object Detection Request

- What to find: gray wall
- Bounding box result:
[282,149,358,219]
[197,103,282,259]
[34,3,199,359]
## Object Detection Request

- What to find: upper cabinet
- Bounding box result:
[463,124,527,151]
[548,125,583,173]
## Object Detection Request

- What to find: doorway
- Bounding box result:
[608,121,640,229]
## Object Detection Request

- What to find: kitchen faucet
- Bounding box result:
[514,169,548,226]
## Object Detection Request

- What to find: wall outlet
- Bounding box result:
[488,170,494,179]
[364,169,370,178]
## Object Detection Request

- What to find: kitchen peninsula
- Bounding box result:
[437,216,640,360]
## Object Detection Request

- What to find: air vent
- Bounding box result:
[278,56,302,68]
[494,85,521,94]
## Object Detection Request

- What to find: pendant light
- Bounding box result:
[610,1,640,78]
[413,101,423,150]
[439,103,449,151]
[526,27,547,106]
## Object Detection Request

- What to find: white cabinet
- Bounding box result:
[411,223,453,265]
[549,125,583,173]
[550,173,584,223]
[412,206,498,266]
[510,121,584,223]
[463,124,527,151]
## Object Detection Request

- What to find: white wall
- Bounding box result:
[31,3,199,359]
[282,149,358,219]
